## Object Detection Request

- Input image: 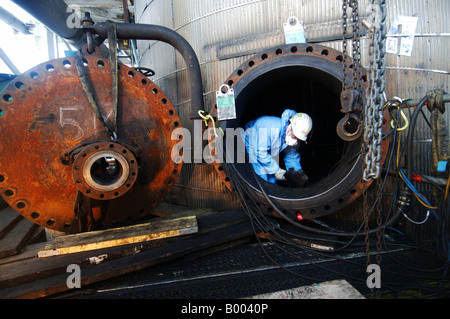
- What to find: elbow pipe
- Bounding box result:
[84,22,204,119]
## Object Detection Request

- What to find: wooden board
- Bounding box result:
[0,207,42,258]
[0,208,253,298]
[0,207,23,237]
[38,216,198,258]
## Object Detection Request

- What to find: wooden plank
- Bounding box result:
[0,239,171,290]
[0,208,248,290]
[0,242,47,266]
[37,216,198,258]
[0,198,8,211]
[155,203,214,219]
[0,208,253,298]
[0,215,40,259]
[0,207,22,238]
[0,219,254,299]
[0,208,220,288]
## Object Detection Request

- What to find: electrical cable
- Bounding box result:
[224,153,449,296]
[220,149,378,286]
[225,141,406,283]
[240,114,402,241]
[389,97,409,131]
[221,103,402,249]
[385,94,450,289]
[403,95,450,264]
[218,92,449,295]
[399,168,438,211]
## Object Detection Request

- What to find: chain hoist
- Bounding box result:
[338,0,364,142]
[341,0,386,181]
[342,0,387,297]
[342,0,373,267]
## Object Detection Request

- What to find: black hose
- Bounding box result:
[86,23,204,119]
[236,105,405,238]
[405,95,450,270]
[406,96,429,180]
[222,130,401,239]
[251,166,402,238]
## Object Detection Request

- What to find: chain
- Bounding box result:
[342,1,363,95]
[351,0,362,94]
[363,183,371,267]
[342,0,349,91]
[342,0,386,297]
[375,177,383,297]
[363,0,387,182]
[368,2,386,298]
[342,0,372,278]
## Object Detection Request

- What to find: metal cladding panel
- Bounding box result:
[135,0,178,109]
[381,0,450,242]
[135,0,450,219]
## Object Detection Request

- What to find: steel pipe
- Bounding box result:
[208,43,391,222]
[0,6,31,34]
[12,0,86,48]
[11,1,204,118]
[84,22,204,119]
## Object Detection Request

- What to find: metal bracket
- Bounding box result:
[340,89,361,113]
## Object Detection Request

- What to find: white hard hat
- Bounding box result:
[290,113,313,141]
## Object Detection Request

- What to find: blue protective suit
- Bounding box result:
[241,109,302,184]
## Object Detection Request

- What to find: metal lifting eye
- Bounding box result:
[336,113,363,141]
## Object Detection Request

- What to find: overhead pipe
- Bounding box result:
[11,0,204,117]
[404,94,450,109]
[0,6,31,34]
[11,0,86,49]
[83,22,204,119]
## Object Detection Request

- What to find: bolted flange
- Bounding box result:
[72,141,138,200]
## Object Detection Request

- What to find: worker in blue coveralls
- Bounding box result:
[241,109,313,186]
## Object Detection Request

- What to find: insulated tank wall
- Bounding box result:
[134,0,450,222]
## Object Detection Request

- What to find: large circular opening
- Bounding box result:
[90,156,124,187]
[83,151,130,192]
[234,65,348,185]
[214,44,381,220]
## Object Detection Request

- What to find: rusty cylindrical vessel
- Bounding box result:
[0,48,182,233]
[208,43,391,222]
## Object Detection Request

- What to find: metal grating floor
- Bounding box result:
[54,233,450,299]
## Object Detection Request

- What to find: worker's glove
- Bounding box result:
[285,168,309,187]
[274,168,287,181]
